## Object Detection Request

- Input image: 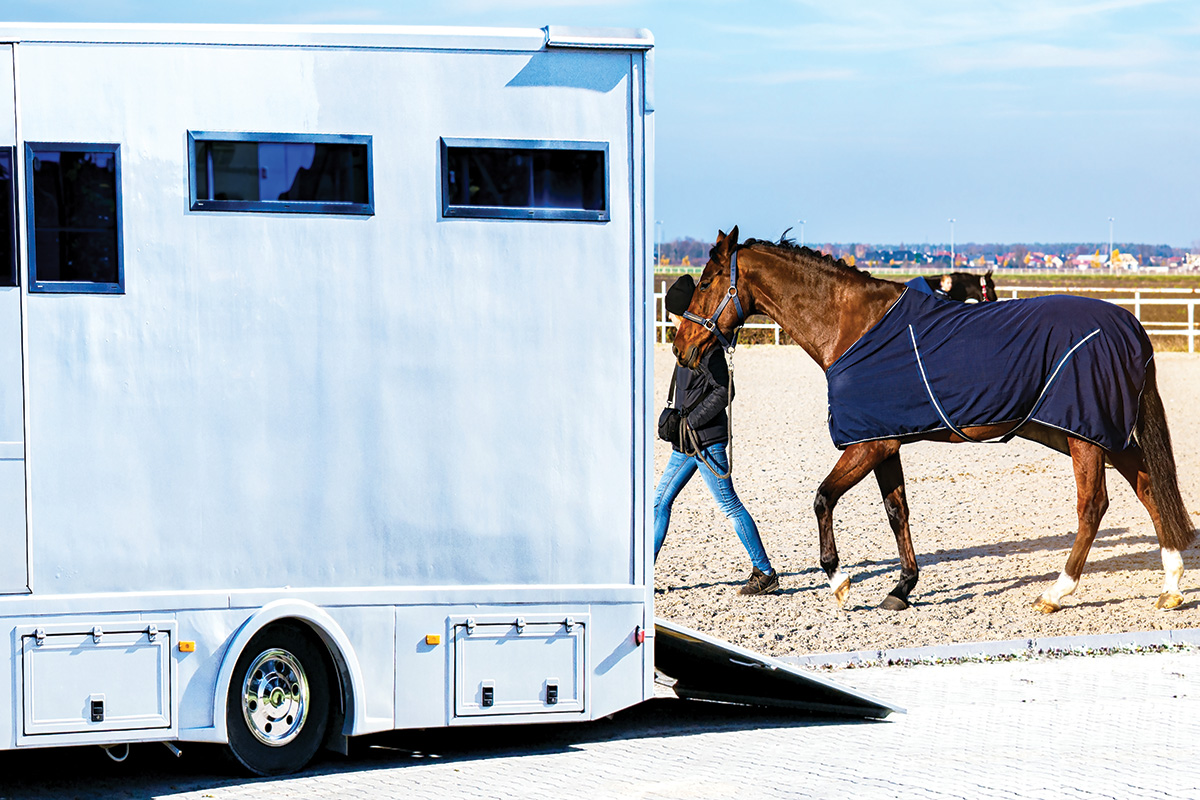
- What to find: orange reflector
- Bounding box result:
[178,641,196,653]
[425,634,442,646]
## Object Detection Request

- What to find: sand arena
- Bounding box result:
[652,346,1200,658]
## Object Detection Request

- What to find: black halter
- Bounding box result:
[681,249,746,352]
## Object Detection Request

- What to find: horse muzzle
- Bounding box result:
[672,343,701,369]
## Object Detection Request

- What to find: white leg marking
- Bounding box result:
[1161,548,1184,596]
[828,569,848,592]
[1045,572,1079,606]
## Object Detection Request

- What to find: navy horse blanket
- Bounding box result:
[825,283,1153,451]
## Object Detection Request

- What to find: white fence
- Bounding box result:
[654,285,1200,353]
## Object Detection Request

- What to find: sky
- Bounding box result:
[3,1,1198,248]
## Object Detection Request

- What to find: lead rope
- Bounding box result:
[726,347,734,468]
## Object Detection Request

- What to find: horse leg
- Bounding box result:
[1110,447,1185,610]
[1033,438,1109,613]
[815,440,899,609]
[875,451,918,610]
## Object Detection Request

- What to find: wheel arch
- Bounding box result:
[212,599,369,744]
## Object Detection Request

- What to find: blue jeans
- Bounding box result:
[653,442,773,573]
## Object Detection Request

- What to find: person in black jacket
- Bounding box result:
[654,276,779,595]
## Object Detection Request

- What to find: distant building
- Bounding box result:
[1071,254,1104,268]
[1107,251,1140,270]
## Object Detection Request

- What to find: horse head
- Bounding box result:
[980,270,997,302]
[943,270,998,303]
[671,226,750,369]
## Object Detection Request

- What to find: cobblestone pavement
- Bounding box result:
[2,650,1198,800]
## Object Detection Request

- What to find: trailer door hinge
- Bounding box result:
[146,624,158,642]
[92,626,103,644]
[33,628,45,646]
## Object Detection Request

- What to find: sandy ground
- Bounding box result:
[651,344,1200,658]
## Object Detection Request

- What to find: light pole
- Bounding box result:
[1108,217,1114,265]
[797,219,806,247]
[654,220,663,266]
[948,218,956,269]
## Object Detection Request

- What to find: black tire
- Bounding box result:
[225,621,332,776]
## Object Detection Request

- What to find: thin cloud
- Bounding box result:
[1096,70,1200,92]
[741,68,858,86]
[722,0,1186,56]
[405,0,631,11]
[276,9,390,24]
[937,41,1168,73]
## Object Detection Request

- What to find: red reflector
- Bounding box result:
[634,627,646,645]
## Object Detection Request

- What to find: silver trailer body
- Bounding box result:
[0,23,655,770]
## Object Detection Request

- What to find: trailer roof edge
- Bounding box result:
[544,26,653,50]
[0,22,571,52]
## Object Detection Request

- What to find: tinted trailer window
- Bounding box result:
[0,148,14,286]
[189,132,373,215]
[25,144,123,294]
[441,139,608,221]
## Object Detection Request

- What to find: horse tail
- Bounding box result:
[1136,359,1195,551]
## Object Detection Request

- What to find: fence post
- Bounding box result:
[657,283,667,343]
[1191,302,1196,354]
[1134,290,1141,322]
[774,320,780,345]
[659,283,666,344]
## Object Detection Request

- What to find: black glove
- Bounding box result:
[657,407,682,442]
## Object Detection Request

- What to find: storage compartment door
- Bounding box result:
[20,624,173,737]
[454,616,586,717]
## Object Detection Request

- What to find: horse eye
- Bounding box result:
[698,280,711,290]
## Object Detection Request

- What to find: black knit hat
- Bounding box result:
[664,275,696,316]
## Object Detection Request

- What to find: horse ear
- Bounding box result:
[716,229,728,244]
[728,226,739,248]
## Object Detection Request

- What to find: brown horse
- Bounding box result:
[672,227,1194,613]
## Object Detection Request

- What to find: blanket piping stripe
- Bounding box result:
[827,417,1029,448]
[1028,349,1152,452]
[997,328,1101,444]
[908,325,986,442]
[1125,352,1156,449]
[908,325,1102,445]
[1023,417,1110,451]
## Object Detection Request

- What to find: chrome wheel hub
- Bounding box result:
[241,648,309,747]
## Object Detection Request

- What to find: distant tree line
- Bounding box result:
[659,237,714,264]
[657,237,1189,267]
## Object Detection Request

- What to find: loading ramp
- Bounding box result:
[654,619,903,719]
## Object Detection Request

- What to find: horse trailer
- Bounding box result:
[0,22,892,776]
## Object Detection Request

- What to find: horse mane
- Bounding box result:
[736,232,872,278]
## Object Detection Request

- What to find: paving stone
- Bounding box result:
[3,650,1199,799]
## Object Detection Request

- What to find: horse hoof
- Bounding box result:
[834,578,851,609]
[1032,596,1060,614]
[879,595,909,611]
[1156,592,1185,610]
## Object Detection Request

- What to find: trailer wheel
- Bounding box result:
[225,622,331,776]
